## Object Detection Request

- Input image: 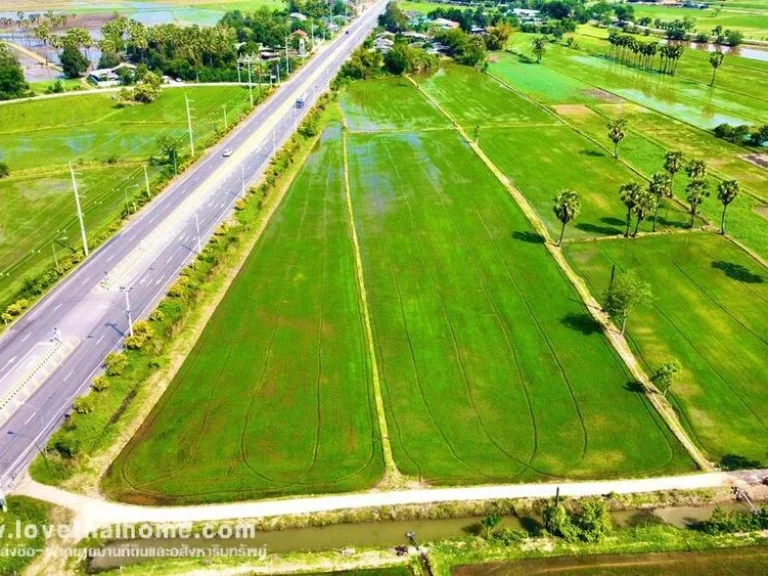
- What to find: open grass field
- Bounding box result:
[417,65,556,129]
[0,86,252,309]
[632,3,768,40]
[104,125,384,504]
[341,77,451,132]
[503,33,767,129]
[565,233,768,467]
[343,77,693,484]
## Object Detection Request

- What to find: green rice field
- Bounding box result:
[566,233,768,467]
[104,125,384,504]
[632,3,768,40]
[0,86,253,309]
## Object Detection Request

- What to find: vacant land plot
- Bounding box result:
[0,86,252,308]
[566,233,768,466]
[417,65,556,129]
[346,128,692,484]
[104,125,383,504]
[558,104,768,261]
[479,125,692,239]
[341,77,450,133]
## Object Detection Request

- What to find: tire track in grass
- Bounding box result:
[341,130,400,482]
[408,79,591,463]
[417,136,540,468]
[378,138,533,480]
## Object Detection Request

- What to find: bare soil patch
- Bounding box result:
[583,88,621,102]
[743,153,768,170]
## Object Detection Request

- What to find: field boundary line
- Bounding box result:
[341,126,401,485]
[408,75,713,473]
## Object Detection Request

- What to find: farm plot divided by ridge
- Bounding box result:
[565,234,768,467]
[345,128,692,483]
[104,125,384,504]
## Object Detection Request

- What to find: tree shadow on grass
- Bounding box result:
[720,454,762,470]
[512,230,546,244]
[561,312,603,335]
[519,516,543,535]
[601,216,626,227]
[580,148,606,158]
[624,381,646,394]
[712,261,764,284]
[575,221,623,236]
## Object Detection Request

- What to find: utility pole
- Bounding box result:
[222,104,228,129]
[285,36,290,76]
[185,93,195,156]
[194,212,202,253]
[70,162,89,257]
[246,56,254,107]
[276,63,280,84]
[237,60,241,83]
[51,240,58,271]
[143,164,151,199]
[121,286,134,337]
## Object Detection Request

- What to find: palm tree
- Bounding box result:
[553,190,581,246]
[709,51,724,86]
[619,181,643,237]
[685,159,707,181]
[685,179,709,227]
[631,190,658,237]
[608,118,628,159]
[532,36,547,63]
[716,179,740,234]
[664,150,685,193]
[648,172,672,231]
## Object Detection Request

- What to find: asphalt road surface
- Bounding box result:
[0,0,389,490]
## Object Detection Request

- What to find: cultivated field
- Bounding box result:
[0,86,252,309]
[346,125,691,483]
[104,125,384,504]
[566,233,768,467]
[632,3,768,40]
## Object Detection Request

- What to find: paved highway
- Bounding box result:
[0,0,388,490]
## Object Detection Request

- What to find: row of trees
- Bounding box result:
[606,32,686,76]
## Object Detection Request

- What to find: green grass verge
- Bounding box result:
[345,120,693,483]
[102,122,384,504]
[565,233,768,467]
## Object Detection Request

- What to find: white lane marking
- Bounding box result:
[95,335,104,346]
[1,356,17,370]
[52,303,62,312]
[80,275,91,286]
[20,333,31,343]
[166,255,173,264]
[106,254,115,263]
[62,370,74,383]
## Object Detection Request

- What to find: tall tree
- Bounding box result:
[652,361,681,398]
[607,117,628,159]
[685,178,709,227]
[685,159,707,181]
[664,150,685,192]
[716,179,740,234]
[531,35,547,63]
[604,270,652,335]
[631,190,658,237]
[648,172,672,232]
[60,44,88,78]
[552,190,581,246]
[0,44,28,100]
[709,51,724,87]
[618,181,642,237]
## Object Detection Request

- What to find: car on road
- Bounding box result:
[222,148,233,157]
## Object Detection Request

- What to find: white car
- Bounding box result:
[222,148,233,157]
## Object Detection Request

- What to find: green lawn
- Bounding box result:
[565,233,768,467]
[0,497,52,575]
[0,86,253,310]
[104,125,384,504]
[346,122,692,483]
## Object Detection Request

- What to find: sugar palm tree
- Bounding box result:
[608,118,628,159]
[716,179,740,234]
[648,172,672,231]
[685,159,707,181]
[664,150,685,194]
[619,181,643,237]
[532,36,547,63]
[709,51,725,87]
[685,179,709,227]
[553,190,581,246]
